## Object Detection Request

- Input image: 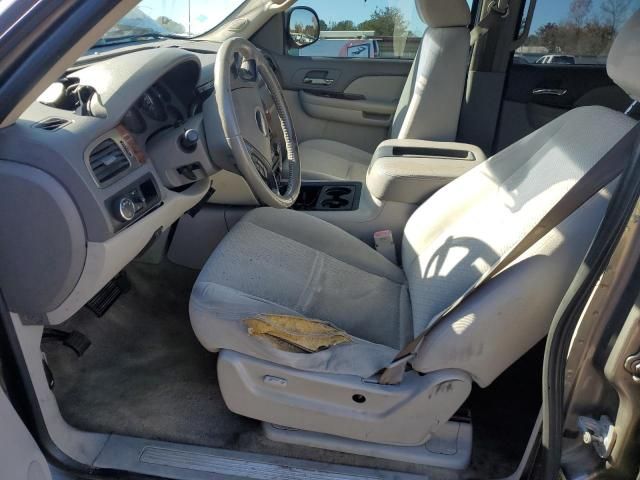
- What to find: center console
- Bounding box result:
[170,139,486,270]
[366,139,485,204]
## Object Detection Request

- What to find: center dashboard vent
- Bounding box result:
[88,139,131,186]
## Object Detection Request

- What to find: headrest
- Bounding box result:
[415,0,471,28]
[607,10,640,101]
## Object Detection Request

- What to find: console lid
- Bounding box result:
[366,139,485,204]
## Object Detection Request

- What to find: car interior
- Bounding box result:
[1,0,639,479]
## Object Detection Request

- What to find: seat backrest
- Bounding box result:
[390,0,471,142]
[401,10,640,387]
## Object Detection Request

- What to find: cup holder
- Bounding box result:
[325,187,351,196]
[321,198,349,208]
[293,182,361,211]
[319,185,355,210]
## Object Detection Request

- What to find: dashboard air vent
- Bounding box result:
[88,139,131,186]
[33,117,70,131]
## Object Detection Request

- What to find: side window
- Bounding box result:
[516,0,639,65]
[288,0,424,59]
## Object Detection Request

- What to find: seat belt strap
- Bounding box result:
[470,0,511,46]
[379,121,640,385]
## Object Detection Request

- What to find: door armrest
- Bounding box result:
[366,139,485,204]
[299,90,396,127]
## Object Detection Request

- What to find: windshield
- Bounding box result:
[97,0,247,45]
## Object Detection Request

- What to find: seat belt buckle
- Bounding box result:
[374,229,397,264]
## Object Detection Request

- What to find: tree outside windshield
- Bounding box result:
[101,0,246,40]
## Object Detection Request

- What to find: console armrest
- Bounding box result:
[366,139,486,204]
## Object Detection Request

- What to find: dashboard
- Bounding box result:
[0,45,232,324]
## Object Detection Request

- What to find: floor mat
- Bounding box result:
[43,261,257,448]
[43,260,539,478]
[467,341,544,478]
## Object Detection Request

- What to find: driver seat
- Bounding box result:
[189,13,640,449]
[300,0,471,181]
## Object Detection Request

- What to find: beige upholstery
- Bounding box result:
[415,0,471,27]
[189,8,640,446]
[192,104,636,384]
[298,139,371,181]
[366,139,486,204]
[406,106,634,385]
[191,207,408,378]
[607,10,640,101]
[299,0,471,181]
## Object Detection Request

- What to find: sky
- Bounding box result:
[132,0,640,37]
[136,0,245,35]
[295,0,640,34]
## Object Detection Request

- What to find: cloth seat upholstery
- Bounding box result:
[299,0,471,181]
[190,11,640,386]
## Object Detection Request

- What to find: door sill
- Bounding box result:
[93,434,429,480]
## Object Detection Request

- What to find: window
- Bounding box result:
[516,0,639,65]
[98,0,246,44]
[289,0,425,59]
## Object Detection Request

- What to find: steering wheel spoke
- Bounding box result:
[244,139,280,192]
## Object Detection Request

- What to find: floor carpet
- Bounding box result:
[43,260,541,478]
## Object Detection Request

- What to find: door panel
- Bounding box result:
[273,53,412,91]
[344,75,407,101]
[283,89,390,153]
[298,90,396,127]
[270,52,411,152]
[0,387,52,480]
[495,64,631,152]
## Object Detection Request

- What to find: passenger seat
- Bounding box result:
[300,0,471,181]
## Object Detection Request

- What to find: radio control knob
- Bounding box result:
[118,197,136,221]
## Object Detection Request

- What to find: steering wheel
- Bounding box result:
[214,37,301,208]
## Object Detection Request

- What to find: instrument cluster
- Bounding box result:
[121,82,185,134]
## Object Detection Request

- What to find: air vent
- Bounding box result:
[33,117,70,131]
[88,139,131,186]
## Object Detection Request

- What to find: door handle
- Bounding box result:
[532,88,567,96]
[304,77,334,86]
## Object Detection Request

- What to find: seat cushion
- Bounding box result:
[190,207,411,378]
[299,139,371,181]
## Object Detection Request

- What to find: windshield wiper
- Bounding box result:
[93,32,186,48]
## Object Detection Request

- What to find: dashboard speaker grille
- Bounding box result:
[88,139,131,186]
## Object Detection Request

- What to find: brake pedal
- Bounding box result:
[42,328,91,356]
[86,272,130,317]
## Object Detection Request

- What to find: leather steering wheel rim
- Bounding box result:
[214,37,301,208]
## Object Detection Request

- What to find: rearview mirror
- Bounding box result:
[287,7,320,49]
